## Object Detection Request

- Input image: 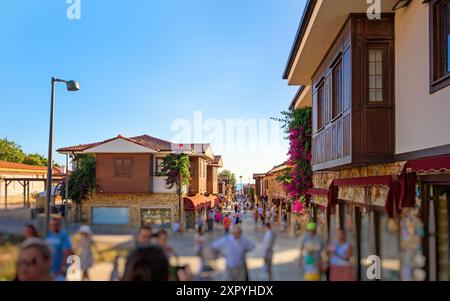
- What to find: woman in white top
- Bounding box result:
[194,227,207,272]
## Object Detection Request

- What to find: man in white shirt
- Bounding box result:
[210,225,255,281]
[261,223,276,280]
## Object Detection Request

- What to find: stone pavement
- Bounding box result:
[0,211,304,281]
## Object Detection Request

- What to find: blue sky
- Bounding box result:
[0,0,306,182]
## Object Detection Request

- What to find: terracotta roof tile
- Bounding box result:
[57,134,174,153]
[0,160,63,174]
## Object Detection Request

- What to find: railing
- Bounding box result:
[312,111,351,170]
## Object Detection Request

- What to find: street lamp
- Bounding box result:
[45,77,79,235]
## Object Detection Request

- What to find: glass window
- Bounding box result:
[379,214,400,281]
[332,61,343,119]
[114,158,132,177]
[155,158,163,174]
[368,48,383,102]
[359,209,377,281]
[141,208,172,229]
[114,159,122,176]
[430,0,450,92]
[317,83,326,129]
[92,207,129,225]
[123,159,132,176]
[446,2,449,72]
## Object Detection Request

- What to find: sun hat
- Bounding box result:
[306,222,317,231]
[78,225,93,235]
[20,237,53,259]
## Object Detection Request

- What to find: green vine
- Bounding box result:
[160,153,191,189]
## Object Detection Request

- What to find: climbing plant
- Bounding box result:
[62,155,96,221]
[160,154,191,225]
[274,107,312,211]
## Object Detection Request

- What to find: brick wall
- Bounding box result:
[79,192,180,227]
[96,154,152,193]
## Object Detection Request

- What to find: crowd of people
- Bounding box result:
[13,199,355,282]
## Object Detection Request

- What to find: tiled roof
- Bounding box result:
[0,160,63,174]
[57,134,173,153]
[130,135,173,151]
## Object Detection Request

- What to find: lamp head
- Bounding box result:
[65,80,80,91]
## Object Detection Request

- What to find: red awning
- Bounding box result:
[333,175,394,187]
[402,154,450,173]
[183,195,212,211]
[306,188,329,196]
[326,176,398,217]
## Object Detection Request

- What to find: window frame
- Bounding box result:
[316,80,326,131]
[430,0,450,93]
[332,58,343,120]
[155,157,164,175]
[366,43,389,106]
[114,157,133,177]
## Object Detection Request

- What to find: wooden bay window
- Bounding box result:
[430,0,450,93]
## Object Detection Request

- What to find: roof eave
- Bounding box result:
[282,0,318,80]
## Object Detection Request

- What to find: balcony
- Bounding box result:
[311,14,395,171]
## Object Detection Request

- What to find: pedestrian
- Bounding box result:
[156,229,177,260]
[206,215,214,233]
[253,209,259,226]
[261,211,266,226]
[280,210,288,232]
[109,255,121,281]
[215,210,221,224]
[195,215,204,230]
[74,225,94,281]
[210,225,255,281]
[222,214,232,234]
[122,246,170,281]
[261,223,276,280]
[172,220,181,234]
[15,238,55,281]
[194,227,207,272]
[45,215,73,277]
[135,225,154,248]
[328,228,355,281]
[298,222,325,281]
[23,224,40,239]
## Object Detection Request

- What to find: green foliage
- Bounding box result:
[275,169,292,185]
[272,107,313,136]
[22,153,48,166]
[218,169,237,186]
[160,154,191,189]
[0,138,25,163]
[0,138,59,167]
[63,155,96,203]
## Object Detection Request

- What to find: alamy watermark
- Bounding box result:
[169,111,285,156]
[366,255,382,280]
[66,0,81,20]
[367,0,381,20]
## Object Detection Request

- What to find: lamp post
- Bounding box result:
[45,77,79,235]
[239,175,243,195]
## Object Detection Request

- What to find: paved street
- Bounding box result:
[88,210,303,281]
[0,210,304,281]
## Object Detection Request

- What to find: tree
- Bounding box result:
[22,153,48,166]
[0,138,25,163]
[61,155,96,221]
[160,154,191,226]
[218,169,237,186]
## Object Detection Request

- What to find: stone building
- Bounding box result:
[284,0,450,281]
[57,134,223,230]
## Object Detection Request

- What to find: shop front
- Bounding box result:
[140,207,172,229]
[306,155,450,281]
[183,194,220,230]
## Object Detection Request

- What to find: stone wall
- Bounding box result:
[79,192,181,227]
[312,162,405,206]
